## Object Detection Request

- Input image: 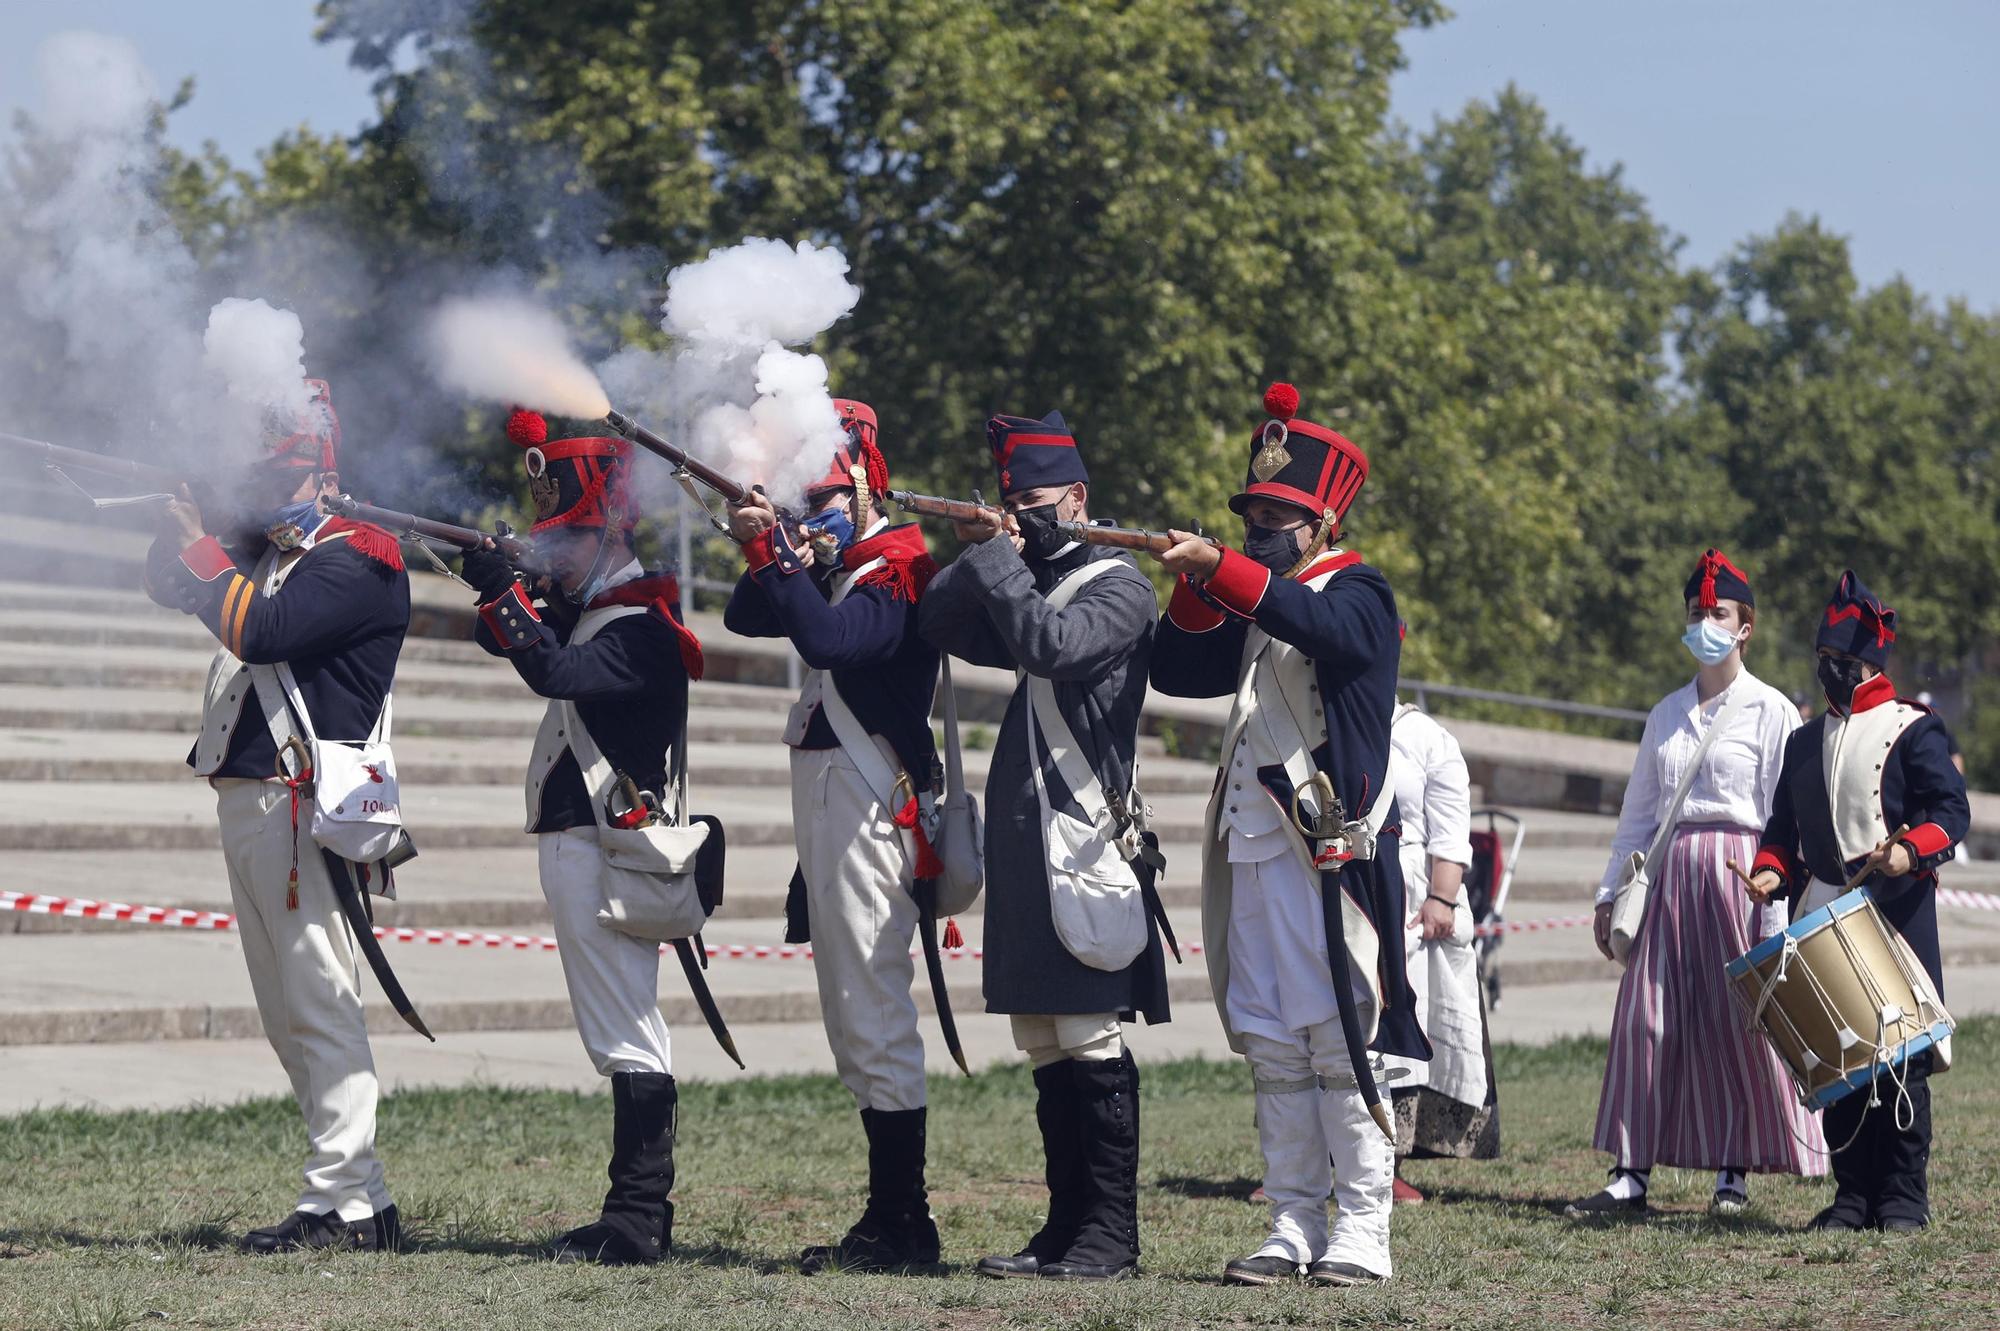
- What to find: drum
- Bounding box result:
[1725,888,1953,1111]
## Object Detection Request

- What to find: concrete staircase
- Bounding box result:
[5,494,1999,1111]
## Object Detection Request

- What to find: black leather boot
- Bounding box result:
[976,1060,1087,1279]
[801,1106,941,1273]
[552,1071,677,1265]
[1041,1052,1140,1281]
[239,1203,400,1254]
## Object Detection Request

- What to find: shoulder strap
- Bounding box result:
[1021,558,1141,855]
[1643,683,1752,874]
[556,605,668,827]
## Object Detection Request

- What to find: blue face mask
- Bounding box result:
[802,506,856,560]
[265,498,324,548]
[1681,618,1742,666]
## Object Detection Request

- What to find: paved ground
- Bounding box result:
[11,964,2000,1116]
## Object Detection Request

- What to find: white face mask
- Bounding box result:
[1681,618,1743,666]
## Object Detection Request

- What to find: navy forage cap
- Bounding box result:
[987,409,1086,496]
[1685,548,1753,609]
[1816,570,1897,667]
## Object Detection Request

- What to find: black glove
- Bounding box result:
[461,545,521,602]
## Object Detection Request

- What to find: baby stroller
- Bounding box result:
[1466,808,1525,1010]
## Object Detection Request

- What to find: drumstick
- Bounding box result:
[1726,858,1774,903]
[1844,824,1912,891]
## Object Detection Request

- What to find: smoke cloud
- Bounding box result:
[426,295,614,420]
[603,239,860,509]
[203,297,313,420]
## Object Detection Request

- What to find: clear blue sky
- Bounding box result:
[4,0,1997,310]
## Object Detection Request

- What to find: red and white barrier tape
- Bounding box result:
[7,888,1999,957]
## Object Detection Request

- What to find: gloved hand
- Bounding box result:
[462,543,521,603]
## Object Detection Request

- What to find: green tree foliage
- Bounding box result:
[16,1,1995,777]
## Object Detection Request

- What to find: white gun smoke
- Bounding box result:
[426,295,614,420]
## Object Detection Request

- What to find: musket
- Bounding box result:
[599,407,806,523]
[1053,520,1221,555]
[320,493,550,580]
[884,489,1004,525]
[2,429,183,504]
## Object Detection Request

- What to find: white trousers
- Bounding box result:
[1009,1012,1124,1069]
[214,778,388,1222]
[791,747,927,1111]
[538,827,672,1076]
[1242,1024,1394,1277]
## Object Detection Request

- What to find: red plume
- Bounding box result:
[1263,382,1300,421]
[506,408,548,447]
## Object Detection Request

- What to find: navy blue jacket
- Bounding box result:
[474,572,699,833]
[1754,673,1971,994]
[1149,546,1426,1061]
[723,521,939,783]
[146,521,409,780]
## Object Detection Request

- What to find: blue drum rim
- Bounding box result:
[1724,887,1872,980]
[1802,1023,1954,1110]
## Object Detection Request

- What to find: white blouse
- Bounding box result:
[1595,669,1800,902]
[1391,705,1475,901]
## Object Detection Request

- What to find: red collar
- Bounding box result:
[589,572,681,610]
[1844,671,1897,715]
[1294,549,1362,582]
[843,521,930,569]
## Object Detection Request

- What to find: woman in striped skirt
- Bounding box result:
[1567,551,1826,1218]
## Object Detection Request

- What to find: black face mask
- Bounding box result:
[1013,502,1075,563]
[1243,522,1303,573]
[1818,654,1868,711]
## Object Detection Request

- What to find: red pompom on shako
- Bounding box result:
[1263,382,1300,421]
[506,407,549,447]
[1229,381,1369,530]
[509,409,634,535]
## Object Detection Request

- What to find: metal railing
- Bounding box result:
[1401,678,1648,726]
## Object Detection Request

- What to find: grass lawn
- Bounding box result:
[3,1021,1998,1330]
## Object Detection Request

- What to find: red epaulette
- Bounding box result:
[595,574,707,681]
[318,519,405,571]
[845,523,938,604]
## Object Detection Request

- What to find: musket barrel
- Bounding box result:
[602,408,756,506]
[1054,520,1218,554]
[323,494,551,578]
[1,430,181,490]
[886,489,1004,524]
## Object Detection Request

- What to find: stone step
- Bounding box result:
[0,726,1216,793]
[0,780,1226,852]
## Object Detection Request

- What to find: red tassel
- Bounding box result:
[857,552,939,605]
[942,917,964,950]
[321,519,406,571]
[893,797,947,879]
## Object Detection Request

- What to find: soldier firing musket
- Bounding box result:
[722,400,966,1277]
[462,407,728,1267]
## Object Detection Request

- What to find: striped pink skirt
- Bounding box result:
[1594,824,1827,1174]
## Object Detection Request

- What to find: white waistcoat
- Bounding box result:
[1822,699,1925,865]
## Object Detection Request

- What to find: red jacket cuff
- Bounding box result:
[1751,845,1796,881]
[1902,822,1952,860]
[1165,575,1227,632]
[178,535,235,583]
[742,527,778,573]
[1205,547,1272,617]
[478,582,541,649]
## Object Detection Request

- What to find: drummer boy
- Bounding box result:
[1738,571,1969,1232]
